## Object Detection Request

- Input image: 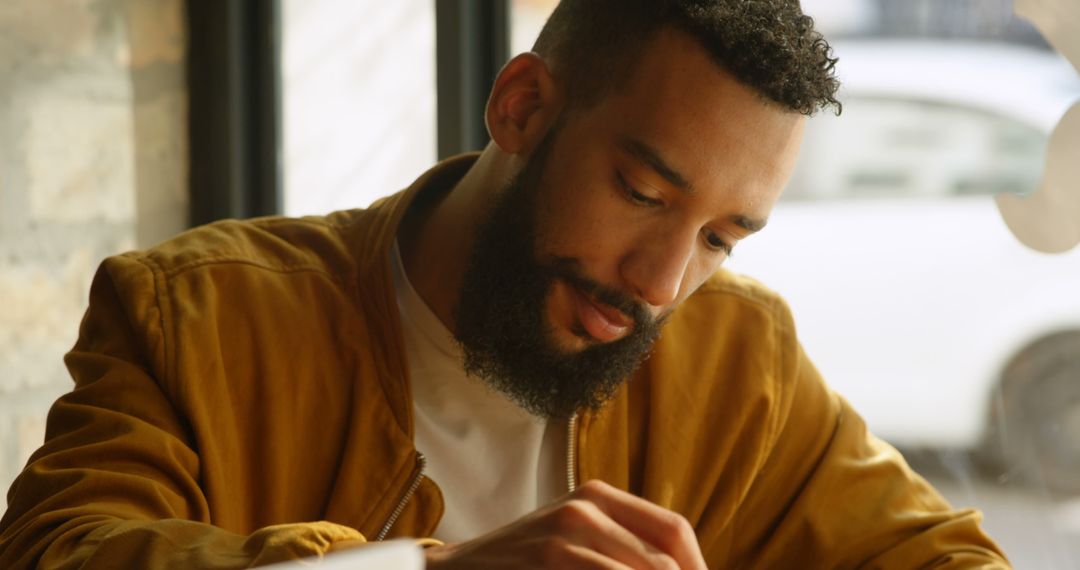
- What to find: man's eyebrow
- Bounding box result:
[616,136,693,193]
[617,136,768,234]
[731,214,768,233]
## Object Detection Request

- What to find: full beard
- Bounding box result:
[452,131,666,420]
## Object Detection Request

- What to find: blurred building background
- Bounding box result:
[0,0,187,494]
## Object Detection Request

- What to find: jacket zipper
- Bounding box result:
[375,451,427,541]
[377,416,573,540]
[566,413,578,493]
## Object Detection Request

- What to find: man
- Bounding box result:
[0,0,1009,568]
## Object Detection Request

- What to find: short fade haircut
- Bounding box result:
[532,0,841,116]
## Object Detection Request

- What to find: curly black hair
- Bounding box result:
[532,0,841,116]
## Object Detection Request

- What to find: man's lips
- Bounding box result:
[570,285,634,343]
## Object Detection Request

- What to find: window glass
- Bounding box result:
[282,0,437,216]
[736,4,1080,566]
[786,97,1048,200]
[511,0,558,56]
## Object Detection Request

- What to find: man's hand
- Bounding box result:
[423,480,707,569]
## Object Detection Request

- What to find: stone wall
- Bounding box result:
[0,0,187,503]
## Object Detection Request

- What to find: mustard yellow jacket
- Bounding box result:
[0,156,1008,569]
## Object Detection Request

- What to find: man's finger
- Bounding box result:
[558,542,637,570]
[572,480,708,570]
[549,499,680,570]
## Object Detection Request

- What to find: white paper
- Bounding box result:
[260,540,424,569]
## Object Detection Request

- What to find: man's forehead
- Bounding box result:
[584,34,805,187]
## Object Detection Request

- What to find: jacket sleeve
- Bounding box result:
[0,255,365,569]
[729,332,1011,568]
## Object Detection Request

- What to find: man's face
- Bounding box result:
[455,30,805,419]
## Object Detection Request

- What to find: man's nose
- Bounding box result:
[619,228,696,309]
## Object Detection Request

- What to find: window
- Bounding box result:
[786,97,1049,200]
[511,0,558,55]
[281,0,437,216]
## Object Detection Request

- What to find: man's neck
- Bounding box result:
[397,146,518,333]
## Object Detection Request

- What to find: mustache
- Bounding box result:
[545,257,661,330]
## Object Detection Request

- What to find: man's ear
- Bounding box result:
[485,52,562,155]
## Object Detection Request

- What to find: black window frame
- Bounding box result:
[185,0,508,226]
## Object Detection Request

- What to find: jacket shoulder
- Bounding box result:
[651,267,801,401]
[135,210,369,283]
[685,268,797,333]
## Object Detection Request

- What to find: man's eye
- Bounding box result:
[704,230,734,256]
[616,171,662,206]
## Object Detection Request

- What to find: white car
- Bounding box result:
[727,40,1080,492]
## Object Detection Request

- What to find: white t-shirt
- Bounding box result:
[390,242,567,543]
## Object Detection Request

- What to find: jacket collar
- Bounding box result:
[352,153,480,438]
